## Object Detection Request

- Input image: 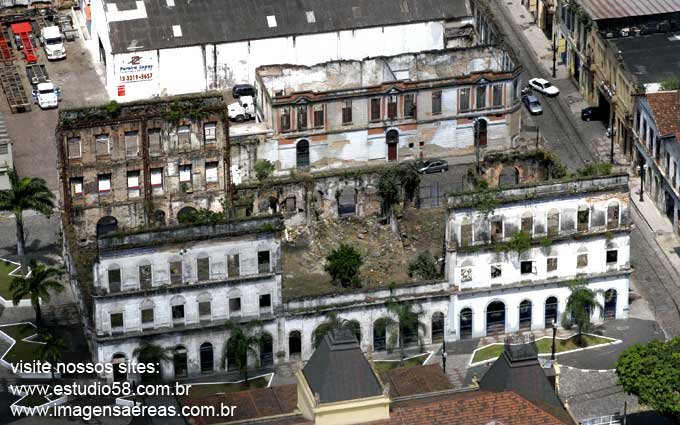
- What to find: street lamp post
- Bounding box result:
[610,107,616,164]
[551,319,557,360]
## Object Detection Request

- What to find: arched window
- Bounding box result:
[475,119,488,146]
[544,296,558,328]
[97,216,118,237]
[577,204,590,232]
[173,345,188,378]
[289,331,302,358]
[431,312,445,343]
[177,206,198,224]
[373,318,389,351]
[200,342,214,374]
[604,289,617,320]
[151,210,166,226]
[111,353,127,382]
[296,139,310,170]
[459,308,473,339]
[499,166,519,186]
[519,300,532,331]
[547,209,560,237]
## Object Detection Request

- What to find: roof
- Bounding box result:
[646,91,680,141]
[378,364,453,397]
[302,328,383,403]
[106,0,470,54]
[610,33,680,85]
[577,0,680,20]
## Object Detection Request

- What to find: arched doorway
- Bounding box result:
[431,312,444,343]
[475,119,488,146]
[200,342,213,374]
[337,187,357,217]
[177,206,198,224]
[386,130,398,162]
[111,353,127,382]
[289,331,302,359]
[519,300,532,331]
[348,320,362,343]
[604,289,617,320]
[459,308,473,339]
[373,318,388,351]
[545,296,558,328]
[151,210,166,226]
[97,216,118,237]
[260,333,273,366]
[499,166,519,187]
[226,338,238,371]
[296,139,310,170]
[173,346,188,378]
[665,191,674,220]
[486,301,506,335]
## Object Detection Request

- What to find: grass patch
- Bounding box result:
[187,377,268,397]
[16,393,50,407]
[471,334,615,364]
[372,353,429,373]
[0,259,20,300]
[0,323,44,365]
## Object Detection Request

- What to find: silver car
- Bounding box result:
[522,95,543,115]
[418,159,449,174]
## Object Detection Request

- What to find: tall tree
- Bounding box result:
[222,320,263,384]
[10,261,63,327]
[324,244,363,288]
[615,338,680,419]
[561,279,603,345]
[35,330,66,382]
[0,169,55,270]
[132,342,172,383]
[385,298,426,357]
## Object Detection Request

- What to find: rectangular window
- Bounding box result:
[70,177,83,196]
[258,250,271,274]
[227,254,240,277]
[205,162,218,183]
[342,100,352,124]
[370,98,381,121]
[203,122,217,143]
[97,174,111,193]
[280,107,291,132]
[229,297,241,315]
[141,308,154,325]
[110,313,123,330]
[606,250,618,264]
[387,96,398,119]
[459,88,470,112]
[169,261,182,285]
[197,257,210,282]
[297,105,308,130]
[179,164,192,183]
[177,125,191,148]
[432,91,442,114]
[150,168,163,187]
[491,219,503,242]
[108,269,121,293]
[198,301,211,318]
[259,294,272,310]
[172,305,185,321]
[127,170,140,198]
[404,93,416,118]
[490,265,502,279]
[492,84,503,108]
[67,137,81,159]
[0,144,6,155]
[95,134,109,156]
[547,257,558,272]
[139,265,152,289]
[148,128,162,156]
[577,253,588,268]
[125,131,139,157]
[313,105,324,128]
[521,215,533,234]
[520,260,534,274]
[476,86,487,109]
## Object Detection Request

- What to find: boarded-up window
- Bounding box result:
[491,217,503,242]
[125,131,139,157]
[313,105,324,127]
[127,171,140,198]
[387,96,398,118]
[148,128,162,156]
[203,122,217,143]
[197,257,210,281]
[577,253,588,268]
[258,250,271,274]
[70,177,83,196]
[370,98,381,121]
[141,308,154,324]
[179,164,192,183]
[205,162,218,183]
[607,202,620,229]
[547,257,558,272]
[150,168,163,187]
[67,137,81,159]
[139,264,152,289]
[95,134,109,156]
[228,254,240,277]
[169,261,182,285]
[432,91,442,114]
[460,223,473,247]
[280,107,291,132]
[342,100,352,124]
[577,205,589,231]
[492,84,503,108]
[476,86,486,109]
[459,88,470,112]
[521,212,533,234]
[284,197,296,212]
[404,93,416,118]
[177,125,191,148]
[297,105,307,130]
[547,209,560,237]
[108,268,121,293]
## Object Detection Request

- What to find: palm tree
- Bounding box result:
[385,298,426,358]
[222,320,263,384]
[0,169,55,271]
[133,342,172,383]
[313,312,361,348]
[561,279,604,345]
[35,331,66,382]
[10,261,63,328]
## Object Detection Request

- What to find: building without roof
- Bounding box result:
[87,0,474,101]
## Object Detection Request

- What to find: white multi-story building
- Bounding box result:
[0,112,12,190]
[445,174,631,340]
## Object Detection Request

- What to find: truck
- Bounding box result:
[26,64,49,88]
[32,82,61,109]
[40,26,66,60]
[227,96,255,122]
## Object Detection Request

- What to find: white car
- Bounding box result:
[528,78,560,97]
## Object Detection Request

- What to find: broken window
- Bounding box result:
[229,297,241,315]
[547,257,558,272]
[577,205,589,231]
[476,86,487,109]
[280,107,291,132]
[342,100,352,124]
[490,217,503,242]
[197,257,210,282]
[297,105,308,130]
[67,137,81,159]
[577,253,588,268]
[370,98,381,121]
[606,250,618,264]
[432,90,442,114]
[70,177,83,196]
[521,212,533,234]
[95,134,109,156]
[169,261,183,285]
[110,313,123,330]
[259,294,272,312]
[141,308,154,325]
[520,260,534,275]
[460,267,472,282]
[125,131,139,157]
[127,170,140,198]
[97,174,111,193]
[258,250,271,274]
[177,125,191,148]
[607,201,620,229]
[139,264,152,289]
[150,168,163,194]
[108,268,121,293]
[198,301,211,318]
[490,265,502,279]
[404,93,416,118]
[460,222,473,247]
[203,122,217,144]
[459,88,470,112]
[313,104,324,128]
[547,209,560,237]
[284,197,296,212]
[227,254,240,277]
[387,96,398,119]
[171,304,185,321]
[148,128,162,156]
[205,162,218,183]
[492,84,503,108]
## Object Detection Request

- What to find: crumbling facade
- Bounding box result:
[56,94,230,241]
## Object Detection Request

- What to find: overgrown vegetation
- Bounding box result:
[574,162,613,178]
[105,100,121,117]
[324,244,363,288]
[505,230,532,257]
[660,79,680,91]
[408,252,439,280]
[254,159,276,181]
[474,191,499,218]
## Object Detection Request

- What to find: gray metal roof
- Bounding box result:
[611,33,680,85]
[577,0,680,21]
[107,0,470,54]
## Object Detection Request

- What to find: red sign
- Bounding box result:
[117,85,125,97]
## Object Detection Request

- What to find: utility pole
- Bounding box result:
[474,118,480,175]
[442,339,447,373]
[551,319,557,360]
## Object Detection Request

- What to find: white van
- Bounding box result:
[41,26,66,60]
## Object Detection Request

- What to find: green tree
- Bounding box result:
[408,252,438,280]
[35,330,66,382]
[385,298,426,357]
[324,244,363,288]
[132,342,172,383]
[377,169,400,222]
[398,163,421,205]
[222,320,263,384]
[615,338,680,419]
[0,169,55,270]
[313,312,361,348]
[254,159,275,180]
[10,261,63,328]
[561,279,603,345]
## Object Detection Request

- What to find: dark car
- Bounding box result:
[418,159,449,174]
[232,84,255,98]
[581,106,603,121]
[522,95,543,115]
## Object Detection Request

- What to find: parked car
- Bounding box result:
[232,84,255,98]
[522,95,543,115]
[418,159,449,174]
[528,78,560,97]
[581,106,603,121]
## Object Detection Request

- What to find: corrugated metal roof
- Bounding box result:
[577,0,680,20]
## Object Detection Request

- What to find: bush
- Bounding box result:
[408,252,438,280]
[575,163,612,178]
[325,244,363,288]
[254,159,275,180]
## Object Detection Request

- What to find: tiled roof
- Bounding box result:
[378,364,452,398]
[577,0,680,20]
[647,91,680,141]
